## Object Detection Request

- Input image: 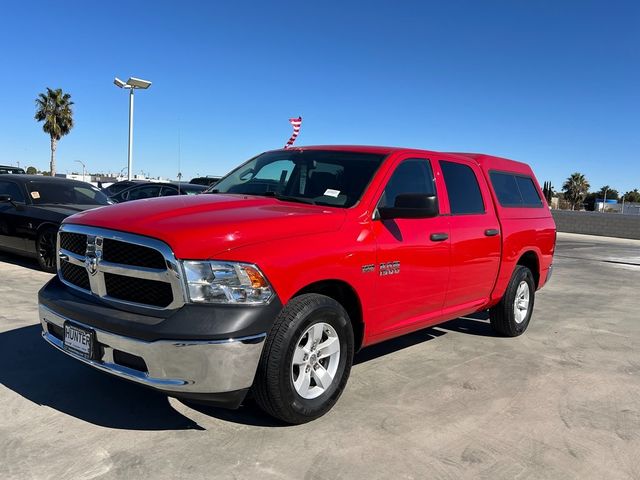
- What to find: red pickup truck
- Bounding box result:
[38,146,556,424]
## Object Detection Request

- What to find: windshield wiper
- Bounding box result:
[206,190,316,205]
[258,191,316,205]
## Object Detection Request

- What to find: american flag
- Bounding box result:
[284,116,302,148]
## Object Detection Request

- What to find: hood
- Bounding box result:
[64,194,347,259]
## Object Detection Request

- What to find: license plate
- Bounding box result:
[63,322,95,359]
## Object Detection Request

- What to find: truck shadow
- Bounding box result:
[190,312,498,426]
[0,324,204,431]
[0,251,42,272]
[353,310,494,365]
[353,327,446,365]
[0,313,498,430]
[438,310,497,337]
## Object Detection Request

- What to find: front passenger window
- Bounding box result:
[378,159,436,209]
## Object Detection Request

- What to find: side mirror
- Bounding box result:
[0,194,23,210]
[378,194,438,220]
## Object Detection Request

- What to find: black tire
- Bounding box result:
[36,226,58,273]
[253,293,354,424]
[489,265,536,337]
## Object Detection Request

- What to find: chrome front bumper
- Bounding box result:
[39,304,266,394]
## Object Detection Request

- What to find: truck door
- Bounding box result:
[371,156,451,334]
[438,159,501,311]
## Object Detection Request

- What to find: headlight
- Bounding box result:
[182,261,274,305]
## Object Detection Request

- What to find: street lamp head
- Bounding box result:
[127,77,152,89]
[114,77,127,88]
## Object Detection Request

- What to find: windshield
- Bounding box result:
[27,181,112,205]
[209,150,386,208]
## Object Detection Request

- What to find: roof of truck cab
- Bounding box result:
[272,145,401,155]
[268,146,533,174]
[446,152,533,175]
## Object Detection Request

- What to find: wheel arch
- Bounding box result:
[36,221,60,235]
[293,279,365,351]
[516,250,540,287]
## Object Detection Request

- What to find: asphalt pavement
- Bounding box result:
[0,232,638,479]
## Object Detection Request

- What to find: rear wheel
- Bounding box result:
[253,294,354,424]
[489,266,535,337]
[36,227,57,273]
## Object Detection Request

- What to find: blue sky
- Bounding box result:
[1,1,638,193]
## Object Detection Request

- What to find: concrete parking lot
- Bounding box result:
[0,232,639,479]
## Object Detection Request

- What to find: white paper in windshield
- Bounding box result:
[324,189,340,198]
[30,191,40,199]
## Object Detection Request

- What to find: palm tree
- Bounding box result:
[562,172,590,210]
[34,88,74,177]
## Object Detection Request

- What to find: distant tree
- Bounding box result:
[542,181,554,203]
[26,166,37,174]
[595,185,619,202]
[621,189,640,203]
[34,88,74,177]
[562,172,590,210]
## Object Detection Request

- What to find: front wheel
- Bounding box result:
[253,294,354,424]
[36,227,58,273]
[489,266,536,337]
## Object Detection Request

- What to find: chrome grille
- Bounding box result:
[57,224,185,311]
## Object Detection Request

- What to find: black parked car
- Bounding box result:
[101,179,148,197]
[0,165,26,174]
[0,175,112,272]
[109,182,207,203]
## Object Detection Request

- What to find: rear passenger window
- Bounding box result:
[490,172,542,207]
[440,161,485,215]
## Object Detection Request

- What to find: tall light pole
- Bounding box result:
[602,187,608,212]
[114,76,152,181]
[75,160,86,182]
